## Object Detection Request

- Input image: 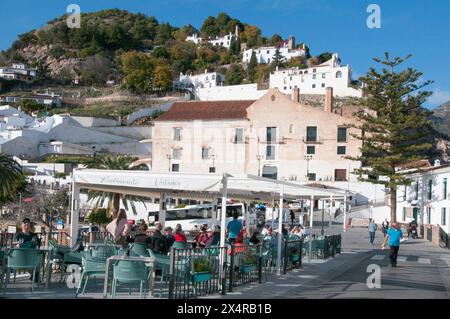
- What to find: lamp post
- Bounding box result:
[304,155,313,181]
[166,154,172,172]
[256,155,263,176]
[321,199,325,236]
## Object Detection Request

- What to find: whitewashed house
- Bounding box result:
[174,70,225,92]
[269,53,362,98]
[396,161,450,234]
[0,63,37,81]
[242,37,306,64]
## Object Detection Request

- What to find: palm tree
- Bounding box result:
[84,155,148,217]
[0,153,23,200]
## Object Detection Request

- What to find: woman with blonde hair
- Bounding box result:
[106,208,129,247]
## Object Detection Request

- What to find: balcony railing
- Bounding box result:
[259,136,286,144]
[230,136,249,144]
[302,136,323,144]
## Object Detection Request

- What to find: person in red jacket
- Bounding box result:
[174,224,187,242]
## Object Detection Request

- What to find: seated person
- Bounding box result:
[249,231,261,245]
[134,223,152,246]
[205,227,219,247]
[149,223,169,255]
[174,224,187,243]
[195,225,209,248]
[14,218,39,248]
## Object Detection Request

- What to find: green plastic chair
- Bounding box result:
[75,251,107,297]
[3,248,43,293]
[111,260,150,299]
[59,251,82,283]
[147,249,170,298]
[129,243,149,257]
[171,241,188,250]
[91,245,118,259]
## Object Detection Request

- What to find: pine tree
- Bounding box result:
[271,48,285,68]
[247,51,257,82]
[348,53,434,222]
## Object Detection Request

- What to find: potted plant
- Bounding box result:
[240,254,256,273]
[191,257,213,283]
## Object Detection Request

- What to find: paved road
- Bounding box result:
[211,228,450,299]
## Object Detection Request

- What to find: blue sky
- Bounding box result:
[0,0,449,108]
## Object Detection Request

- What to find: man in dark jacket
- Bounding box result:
[149,223,169,254]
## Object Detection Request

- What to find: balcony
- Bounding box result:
[259,136,286,144]
[230,136,249,144]
[302,136,323,144]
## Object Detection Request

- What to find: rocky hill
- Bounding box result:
[431,101,450,136]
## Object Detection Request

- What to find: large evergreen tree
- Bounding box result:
[348,53,434,222]
[247,51,258,82]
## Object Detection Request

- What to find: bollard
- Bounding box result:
[228,244,234,292]
[258,243,263,283]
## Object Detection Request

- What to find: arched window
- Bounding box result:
[336,71,342,78]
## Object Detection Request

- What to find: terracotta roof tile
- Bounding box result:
[155,100,255,121]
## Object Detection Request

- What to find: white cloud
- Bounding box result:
[428,89,450,107]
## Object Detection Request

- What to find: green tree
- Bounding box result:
[348,53,434,222]
[153,64,172,92]
[271,48,285,68]
[0,153,23,200]
[225,64,245,85]
[19,100,46,114]
[84,155,148,216]
[247,51,258,82]
[120,51,154,94]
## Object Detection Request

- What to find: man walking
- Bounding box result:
[381,222,403,267]
[368,219,377,245]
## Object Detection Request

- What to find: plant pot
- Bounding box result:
[240,264,255,273]
[191,271,212,283]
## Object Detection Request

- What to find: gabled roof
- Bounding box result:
[155,100,255,122]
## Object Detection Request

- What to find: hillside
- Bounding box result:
[431,101,450,136]
[0,10,315,91]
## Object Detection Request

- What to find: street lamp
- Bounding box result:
[304,155,313,181]
[166,154,172,172]
[256,155,263,176]
[209,154,217,172]
[321,199,325,236]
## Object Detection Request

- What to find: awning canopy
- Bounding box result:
[72,169,349,201]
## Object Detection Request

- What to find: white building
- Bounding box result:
[396,161,450,234]
[242,37,306,64]
[0,93,62,107]
[175,70,225,91]
[196,84,268,101]
[186,34,201,45]
[208,32,235,49]
[0,105,34,131]
[0,63,37,81]
[0,112,152,159]
[269,53,362,98]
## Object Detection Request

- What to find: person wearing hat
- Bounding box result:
[164,226,175,248]
[205,227,219,248]
[195,224,209,248]
[14,218,38,248]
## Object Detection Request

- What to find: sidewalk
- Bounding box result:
[205,228,450,299]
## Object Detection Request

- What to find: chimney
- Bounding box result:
[325,87,334,113]
[291,86,300,103]
[434,159,441,167]
[288,35,295,50]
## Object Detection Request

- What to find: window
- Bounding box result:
[306,126,317,142]
[427,207,431,224]
[321,83,325,88]
[307,146,315,154]
[336,71,342,78]
[202,147,211,159]
[444,178,448,200]
[172,164,180,172]
[267,50,270,54]
[313,68,317,73]
[335,169,347,181]
[313,74,317,79]
[266,127,277,143]
[209,167,216,173]
[173,128,181,141]
[235,128,244,143]
[172,148,181,160]
[442,208,447,226]
[337,146,346,155]
[262,166,278,180]
[322,73,326,79]
[337,127,347,142]
[312,84,316,89]
[428,179,433,200]
[403,207,407,221]
[283,86,287,90]
[307,173,316,181]
[266,145,275,160]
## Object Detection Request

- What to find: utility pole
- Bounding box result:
[304,155,313,181]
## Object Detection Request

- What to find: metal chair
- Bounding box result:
[129,243,149,257]
[75,250,107,297]
[111,260,150,299]
[147,249,170,298]
[3,248,43,293]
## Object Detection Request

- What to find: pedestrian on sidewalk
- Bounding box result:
[381,222,403,267]
[382,218,389,237]
[368,219,377,245]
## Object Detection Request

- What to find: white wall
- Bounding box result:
[196,84,268,101]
